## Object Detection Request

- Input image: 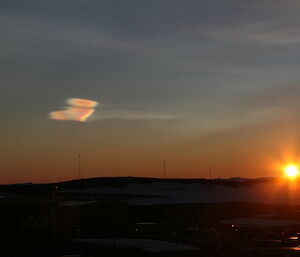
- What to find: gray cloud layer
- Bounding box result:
[2,0,300,147]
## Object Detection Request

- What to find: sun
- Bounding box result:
[285,165,299,178]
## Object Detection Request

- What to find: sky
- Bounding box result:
[2,0,300,183]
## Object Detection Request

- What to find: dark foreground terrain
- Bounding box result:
[2,177,300,257]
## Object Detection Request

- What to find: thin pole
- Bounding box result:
[163,160,166,179]
[78,153,81,180]
[208,167,212,203]
[286,179,290,206]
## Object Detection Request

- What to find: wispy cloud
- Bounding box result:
[201,22,300,46]
[49,98,176,122]
[93,109,177,120]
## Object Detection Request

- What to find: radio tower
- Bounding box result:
[78,153,81,179]
[208,166,212,203]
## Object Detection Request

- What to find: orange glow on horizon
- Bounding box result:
[267,148,300,178]
[285,165,299,178]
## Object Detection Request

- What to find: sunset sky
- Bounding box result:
[2,0,300,183]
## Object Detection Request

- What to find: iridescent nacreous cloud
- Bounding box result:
[49,98,98,122]
[66,98,98,108]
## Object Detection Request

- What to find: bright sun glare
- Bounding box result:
[285,165,299,178]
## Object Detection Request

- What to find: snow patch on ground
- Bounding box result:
[62,180,299,206]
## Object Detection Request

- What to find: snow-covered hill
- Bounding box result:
[60,178,300,206]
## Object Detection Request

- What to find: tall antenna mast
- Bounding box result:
[163,160,166,179]
[208,166,212,203]
[78,153,81,180]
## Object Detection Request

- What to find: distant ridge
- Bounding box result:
[1,176,277,188]
[0,176,287,205]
